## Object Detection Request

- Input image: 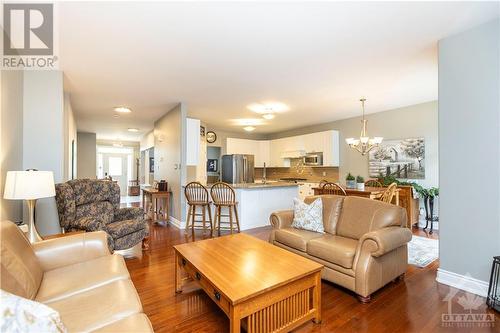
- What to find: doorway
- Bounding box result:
[97,146,134,195]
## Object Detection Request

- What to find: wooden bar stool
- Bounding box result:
[210,182,240,236]
[184,182,213,238]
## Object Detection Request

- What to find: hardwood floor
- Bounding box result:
[126,221,499,333]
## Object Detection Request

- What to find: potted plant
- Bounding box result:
[346,173,356,189]
[356,176,365,191]
[413,186,439,234]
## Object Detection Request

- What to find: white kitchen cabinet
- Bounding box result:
[185,118,200,166]
[226,138,270,167]
[226,129,339,168]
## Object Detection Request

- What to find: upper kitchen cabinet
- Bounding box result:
[185,118,201,166]
[226,138,270,167]
[226,129,339,167]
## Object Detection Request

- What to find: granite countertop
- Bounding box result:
[196,181,300,189]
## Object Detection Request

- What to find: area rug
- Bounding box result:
[408,235,439,268]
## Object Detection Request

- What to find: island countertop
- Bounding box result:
[192,181,300,189]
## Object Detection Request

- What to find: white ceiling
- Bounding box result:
[59,1,499,141]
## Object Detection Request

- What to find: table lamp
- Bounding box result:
[3,170,55,243]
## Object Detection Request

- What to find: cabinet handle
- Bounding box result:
[195,272,201,280]
[214,290,221,301]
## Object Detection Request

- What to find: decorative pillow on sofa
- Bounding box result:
[0,289,67,333]
[291,197,324,233]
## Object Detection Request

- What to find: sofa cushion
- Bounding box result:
[304,195,344,234]
[36,254,130,303]
[274,227,323,252]
[106,220,145,239]
[336,196,406,240]
[68,179,120,209]
[307,235,358,269]
[291,198,324,233]
[47,279,143,333]
[76,201,114,225]
[93,313,153,333]
[0,221,43,300]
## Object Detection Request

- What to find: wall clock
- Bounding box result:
[206,131,217,143]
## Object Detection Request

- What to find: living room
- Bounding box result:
[1,2,499,332]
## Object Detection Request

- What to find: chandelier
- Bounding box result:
[345,98,383,155]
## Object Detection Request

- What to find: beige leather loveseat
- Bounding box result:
[0,220,153,332]
[269,195,412,302]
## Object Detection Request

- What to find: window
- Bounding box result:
[108,157,122,176]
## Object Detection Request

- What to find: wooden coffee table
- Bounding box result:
[174,233,323,333]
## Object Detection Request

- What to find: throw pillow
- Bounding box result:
[0,289,67,333]
[291,197,324,233]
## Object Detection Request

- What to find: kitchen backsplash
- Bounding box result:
[254,166,339,183]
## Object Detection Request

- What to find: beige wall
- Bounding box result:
[268,101,439,188]
[63,93,77,180]
[1,71,24,222]
[154,103,186,222]
[77,132,97,179]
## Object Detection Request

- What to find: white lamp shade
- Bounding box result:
[3,171,55,200]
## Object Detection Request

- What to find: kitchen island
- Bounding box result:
[230,182,299,230]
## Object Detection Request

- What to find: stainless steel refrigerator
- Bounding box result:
[221,154,255,184]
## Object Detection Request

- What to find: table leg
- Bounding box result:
[312,271,322,324]
[153,195,157,222]
[175,252,183,293]
[229,306,241,333]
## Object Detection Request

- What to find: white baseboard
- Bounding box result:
[436,268,489,297]
[168,216,183,229]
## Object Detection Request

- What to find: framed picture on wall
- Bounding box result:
[207,159,218,172]
[368,137,425,179]
[149,157,154,173]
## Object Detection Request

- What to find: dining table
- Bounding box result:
[312,186,400,205]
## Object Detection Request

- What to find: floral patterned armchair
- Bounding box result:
[55,179,148,251]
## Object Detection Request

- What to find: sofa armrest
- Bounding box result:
[114,207,144,221]
[358,227,412,257]
[33,231,111,271]
[270,210,294,229]
[71,216,106,232]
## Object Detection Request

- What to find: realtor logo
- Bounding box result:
[3,3,53,55]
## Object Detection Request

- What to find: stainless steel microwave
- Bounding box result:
[303,152,323,166]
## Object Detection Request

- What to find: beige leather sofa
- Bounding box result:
[269,195,412,302]
[0,220,153,332]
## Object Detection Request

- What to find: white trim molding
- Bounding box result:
[168,216,184,229]
[436,268,489,297]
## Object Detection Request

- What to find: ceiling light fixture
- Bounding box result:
[114,107,132,113]
[243,126,256,132]
[262,113,275,120]
[247,102,289,114]
[345,98,383,155]
[127,128,139,132]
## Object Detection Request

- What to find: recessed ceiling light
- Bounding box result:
[127,128,139,132]
[114,107,132,113]
[243,126,256,132]
[247,102,289,114]
[262,113,275,120]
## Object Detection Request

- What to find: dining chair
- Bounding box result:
[379,182,398,204]
[210,182,240,236]
[184,182,213,238]
[321,182,347,196]
[365,179,384,188]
